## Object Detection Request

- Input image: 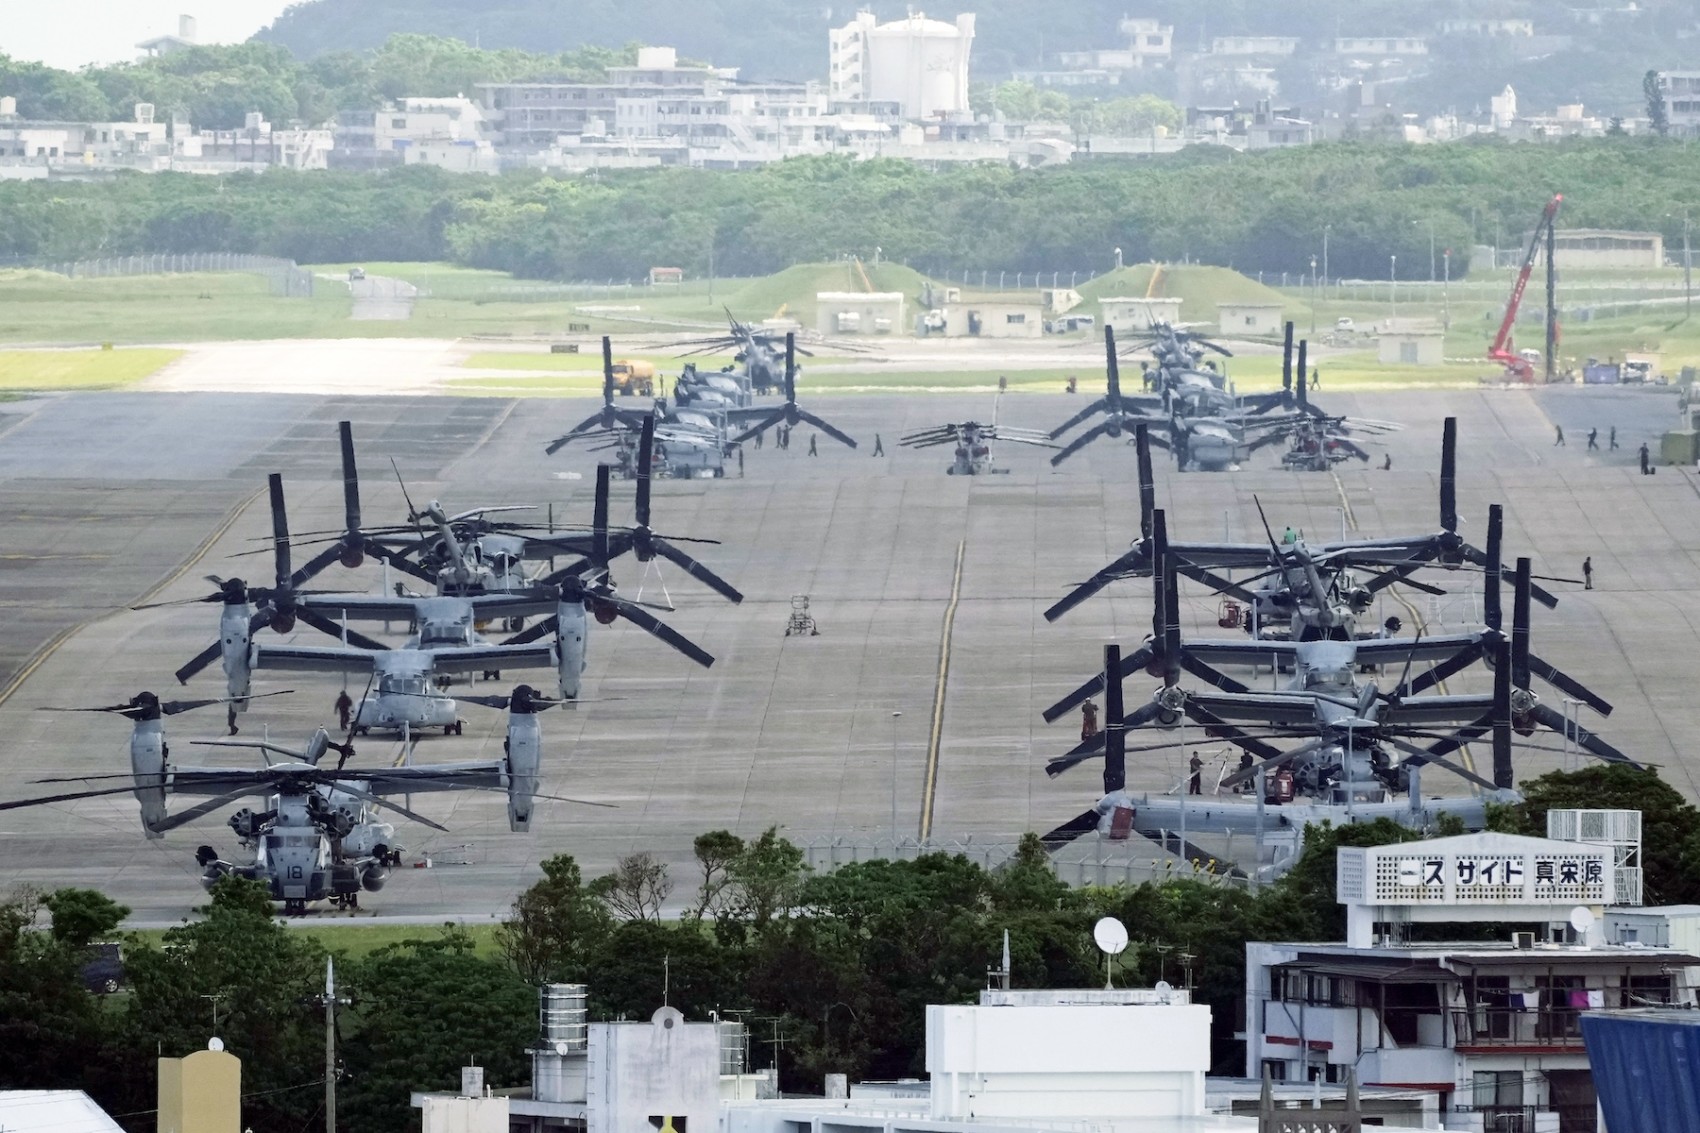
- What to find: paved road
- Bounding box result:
[0,383,1695,923]
[349,275,417,321]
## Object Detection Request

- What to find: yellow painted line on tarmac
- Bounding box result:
[919,539,966,842]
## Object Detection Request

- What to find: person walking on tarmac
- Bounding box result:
[1610,426,1619,450]
[808,433,818,457]
[873,433,884,456]
[1583,557,1594,590]
[1188,753,1204,795]
[1080,700,1099,742]
[1587,428,1599,451]
[1640,442,1652,474]
[1555,425,1565,446]
[335,689,353,732]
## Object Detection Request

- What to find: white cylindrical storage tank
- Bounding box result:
[865,13,974,118]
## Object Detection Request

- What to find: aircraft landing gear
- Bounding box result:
[446,720,463,735]
[284,898,307,916]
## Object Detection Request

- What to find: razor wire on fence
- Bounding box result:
[27,253,314,297]
[796,832,1252,890]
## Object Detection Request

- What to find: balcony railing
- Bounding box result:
[1452,1008,1584,1048]
[1450,1105,1546,1133]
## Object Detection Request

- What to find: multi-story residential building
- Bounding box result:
[1438,19,1535,37]
[1656,71,1700,137]
[1245,825,1694,1133]
[332,96,494,170]
[1334,37,1430,56]
[1210,36,1300,56]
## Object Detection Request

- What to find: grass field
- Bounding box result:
[0,347,184,390]
[0,270,353,344]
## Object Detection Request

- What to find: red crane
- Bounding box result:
[1489,194,1562,383]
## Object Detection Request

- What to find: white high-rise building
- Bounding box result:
[829,11,975,119]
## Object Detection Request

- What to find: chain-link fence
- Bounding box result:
[29,253,314,297]
[796,832,1250,890]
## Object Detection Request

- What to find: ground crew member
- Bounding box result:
[737,448,745,477]
[1587,428,1598,451]
[335,689,354,731]
[1188,753,1203,795]
[873,433,884,456]
[1383,453,1392,471]
[1080,700,1099,742]
[1555,425,1565,446]
[1583,557,1593,590]
[1311,367,1320,390]
[1236,752,1254,792]
[808,433,818,456]
[1640,442,1651,474]
[1610,426,1619,450]
[755,429,763,450]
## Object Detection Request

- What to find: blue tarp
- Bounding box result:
[1581,1012,1700,1133]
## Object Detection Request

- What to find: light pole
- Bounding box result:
[890,711,902,844]
[1322,224,1331,288]
[1685,213,1692,318]
[823,1001,858,1053]
[1421,219,1436,281]
[1310,255,1318,334]
[1442,248,1452,330]
[1389,254,1398,324]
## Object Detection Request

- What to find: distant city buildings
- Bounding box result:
[0,100,331,179]
[0,12,1682,181]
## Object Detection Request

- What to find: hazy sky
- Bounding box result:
[1,2,296,70]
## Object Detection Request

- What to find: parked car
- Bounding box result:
[80,941,124,994]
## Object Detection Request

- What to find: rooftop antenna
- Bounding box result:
[987,928,1012,990]
[1093,916,1129,990]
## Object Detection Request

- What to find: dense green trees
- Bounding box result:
[6,139,1700,280]
[3,766,1699,1131]
[0,36,637,129]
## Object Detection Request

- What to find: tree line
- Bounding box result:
[1,765,1693,1133]
[4,138,1700,280]
[0,35,638,131]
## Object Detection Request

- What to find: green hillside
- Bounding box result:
[724,261,932,328]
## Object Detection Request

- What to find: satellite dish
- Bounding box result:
[1155,980,1173,1002]
[1569,907,1597,934]
[208,1037,225,1052]
[1093,916,1130,956]
[553,1040,570,1056]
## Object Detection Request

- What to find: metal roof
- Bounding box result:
[0,1092,126,1133]
[1279,953,1456,983]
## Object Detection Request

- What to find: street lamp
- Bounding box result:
[1309,255,1318,334]
[1418,219,1436,281]
[890,711,902,844]
[1390,254,1398,323]
[1442,248,1452,330]
[1322,224,1331,287]
[823,1002,858,1052]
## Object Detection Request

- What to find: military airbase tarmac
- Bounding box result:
[0,372,1695,923]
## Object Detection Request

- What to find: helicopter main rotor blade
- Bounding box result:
[152,787,262,833]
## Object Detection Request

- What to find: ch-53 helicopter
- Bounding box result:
[1048,326,1298,470]
[549,335,858,474]
[899,394,1058,474]
[10,685,606,913]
